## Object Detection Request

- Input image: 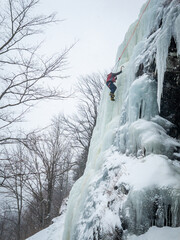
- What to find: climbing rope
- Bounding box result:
[112,0,151,71]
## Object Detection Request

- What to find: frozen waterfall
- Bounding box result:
[63,0,180,239]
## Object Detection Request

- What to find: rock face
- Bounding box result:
[63,1,180,239]
[160,37,180,140]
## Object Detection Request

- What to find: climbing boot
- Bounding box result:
[109,92,115,101]
[111,95,115,101]
[109,92,115,97]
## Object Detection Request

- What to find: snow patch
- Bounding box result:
[128,226,180,240]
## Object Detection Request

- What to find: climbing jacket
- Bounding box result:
[106,70,122,83]
[106,73,116,83]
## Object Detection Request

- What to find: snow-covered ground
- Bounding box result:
[26,214,65,240]
[26,199,67,240]
[128,226,180,240]
[27,215,180,240]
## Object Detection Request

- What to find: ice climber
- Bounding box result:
[106,66,123,101]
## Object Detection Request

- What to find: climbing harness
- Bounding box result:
[112,0,151,71]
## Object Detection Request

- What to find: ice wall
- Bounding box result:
[63,0,180,239]
[116,0,180,111]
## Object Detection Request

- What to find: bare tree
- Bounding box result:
[22,116,74,227]
[0,1,76,238]
[0,116,74,238]
[0,144,29,240]
[62,73,105,180]
[0,204,18,240]
[0,0,72,145]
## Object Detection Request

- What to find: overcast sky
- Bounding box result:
[26,0,147,129]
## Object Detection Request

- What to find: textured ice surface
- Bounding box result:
[63,1,180,239]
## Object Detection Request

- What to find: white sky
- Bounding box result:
[25,0,147,129]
